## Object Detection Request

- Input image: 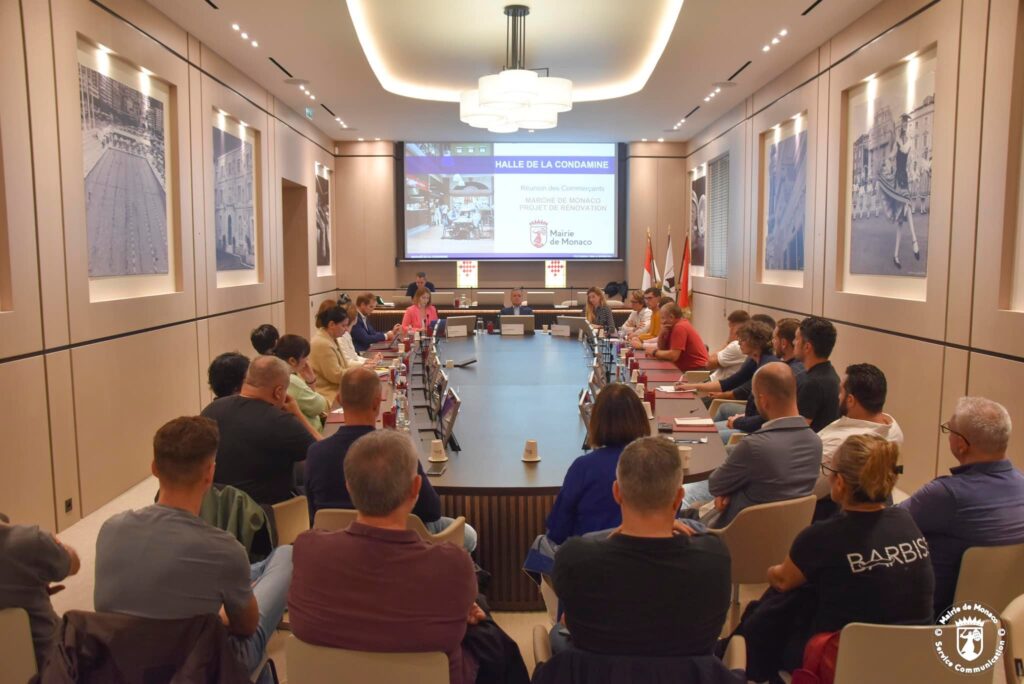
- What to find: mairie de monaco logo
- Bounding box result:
[933,602,1006,674]
[530,219,548,248]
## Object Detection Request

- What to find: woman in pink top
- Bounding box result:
[402,287,439,333]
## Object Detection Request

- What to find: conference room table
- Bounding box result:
[398,331,726,610]
[368,306,632,332]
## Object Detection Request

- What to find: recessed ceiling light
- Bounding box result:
[772,37,780,45]
[763,45,770,52]
[231,23,240,31]
[310,94,316,100]
[680,118,686,123]
[336,117,341,122]
[779,28,788,36]
[657,138,664,142]
[715,87,721,93]
[299,85,306,91]
[709,92,716,98]
[342,124,348,128]
[704,96,710,102]
[241,32,248,39]
[251,40,258,47]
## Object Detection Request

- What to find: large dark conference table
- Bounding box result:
[406,331,726,610]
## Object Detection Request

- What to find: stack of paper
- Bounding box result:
[673,417,717,432]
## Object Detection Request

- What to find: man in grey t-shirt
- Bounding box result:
[0,512,80,669]
[94,417,292,681]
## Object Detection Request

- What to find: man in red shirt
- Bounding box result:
[652,303,708,373]
[288,430,528,684]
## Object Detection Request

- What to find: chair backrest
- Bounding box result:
[712,495,816,584]
[0,607,37,683]
[1003,593,1024,684]
[312,507,359,531]
[271,495,310,546]
[285,634,449,684]
[834,622,1003,683]
[954,543,1024,614]
[684,370,712,384]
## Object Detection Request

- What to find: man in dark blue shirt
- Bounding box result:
[351,292,400,352]
[499,288,533,316]
[900,396,1024,614]
[405,272,436,298]
[304,367,476,551]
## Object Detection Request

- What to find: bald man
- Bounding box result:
[686,362,821,527]
[201,355,319,504]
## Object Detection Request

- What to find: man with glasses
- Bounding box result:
[900,396,1024,614]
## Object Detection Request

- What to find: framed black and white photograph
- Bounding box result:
[763,122,807,272]
[847,47,936,277]
[690,174,706,267]
[79,60,168,278]
[315,168,331,268]
[213,118,256,273]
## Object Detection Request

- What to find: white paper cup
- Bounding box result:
[630,369,639,383]
[429,439,448,462]
[642,401,654,419]
[542,324,550,332]
[523,439,540,462]
[635,383,645,397]
[678,445,692,469]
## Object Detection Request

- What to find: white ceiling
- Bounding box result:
[145,0,883,144]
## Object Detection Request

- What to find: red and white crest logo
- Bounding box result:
[530,220,548,248]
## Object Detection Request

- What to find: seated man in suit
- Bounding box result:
[200,356,319,504]
[499,288,533,316]
[900,396,1024,615]
[289,430,527,684]
[405,271,436,299]
[351,292,401,352]
[305,367,477,551]
[551,437,730,657]
[95,416,292,682]
[684,362,822,527]
[0,513,80,671]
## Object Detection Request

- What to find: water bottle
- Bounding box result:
[395,391,409,431]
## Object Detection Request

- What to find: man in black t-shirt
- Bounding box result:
[405,272,436,299]
[201,356,319,504]
[794,317,841,432]
[551,437,731,657]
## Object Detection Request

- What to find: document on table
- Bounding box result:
[674,417,714,426]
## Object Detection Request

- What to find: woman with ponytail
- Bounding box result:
[741,435,934,679]
[272,334,328,432]
[309,300,352,406]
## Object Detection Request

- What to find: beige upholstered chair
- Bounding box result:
[684,370,712,384]
[833,622,1003,683]
[707,398,745,421]
[1002,593,1024,684]
[709,495,816,603]
[533,624,553,667]
[312,508,466,546]
[270,495,309,546]
[0,608,37,684]
[953,543,1024,613]
[285,634,449,684]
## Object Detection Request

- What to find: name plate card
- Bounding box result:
[551,324,571,337]
[502,324,525,335]
[447,325,468,338]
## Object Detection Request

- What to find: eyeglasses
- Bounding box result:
[820,462,839,477]
[940,423,971,447]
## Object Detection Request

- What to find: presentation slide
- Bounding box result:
[403,142,618,260]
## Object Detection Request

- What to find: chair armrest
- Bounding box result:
[533,624,553,666]
[431,516,466,546]
[726,432,745,446]
[684,370,712,383]
[708,399,746,420]
[723,635,746,671]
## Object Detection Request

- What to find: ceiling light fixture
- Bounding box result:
[772,37,780,45]
[231,23,240,31]
[704,96,710,102]
[779,29,788,37]
[657,138,664,142]
[715,87,721,93]
[251,40,258,47]
[641,138,648,142]
[762,45,770,52]
[241,32,248,39]
[459,5,572,133]
[358,137,364,141]
[375,137,381,141]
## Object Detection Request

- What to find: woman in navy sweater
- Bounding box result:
[546,384,652,543]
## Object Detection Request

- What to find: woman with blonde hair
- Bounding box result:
[742,434,934,678]
[401,287,439,333]
[619,290,652,338]
[584,286,616,337]
[309,300,351,406]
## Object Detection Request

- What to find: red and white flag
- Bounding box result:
[678,234,692,308]
[641,232,655,290]
[662,235,676,295]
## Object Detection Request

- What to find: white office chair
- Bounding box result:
[0,608,37,684]
[285,634,448,684]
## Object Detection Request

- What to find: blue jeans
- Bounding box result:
[425,516,478,553]
[681,480,713,510]
[713,403,746,422]
[715,420,743,445]
[230,545,293,680]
